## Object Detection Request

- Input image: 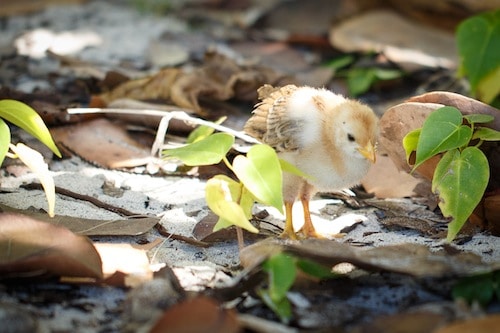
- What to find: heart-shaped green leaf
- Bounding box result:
[432,147,489,241]
[0,119,10,166]
[473,127,500,141]
[205,176,258,233]
[163,132,234,166]
[414,106,472,169]
[233,144,284,213]
[0,100,61,157]
[457,10,500,95]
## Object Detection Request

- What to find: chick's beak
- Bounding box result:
[358,141,376,163]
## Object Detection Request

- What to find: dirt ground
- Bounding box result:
[0,1,499,332]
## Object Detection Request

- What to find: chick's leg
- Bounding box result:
[300,198,318,237]
[299,183,320,238]
[280,201,297,239]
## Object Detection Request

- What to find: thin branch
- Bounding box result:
[67,107,261,146]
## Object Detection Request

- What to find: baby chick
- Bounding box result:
[244,84,378,238]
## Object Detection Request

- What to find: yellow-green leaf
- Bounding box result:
[477,66,500,104]
[186,116,226,144]
[0,119,10,166]
[233,144,283,213]
[9,143,56,217]
[0,100,61,157]
[163,132,234,166]
[402,128,421,164]
[279,158,313,180]
[205,177,258,233]
[473,127,500,141]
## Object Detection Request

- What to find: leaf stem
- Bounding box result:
[222,156,235,174]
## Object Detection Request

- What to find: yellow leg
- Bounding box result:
[280,201,297,239]
[301,199,320,238]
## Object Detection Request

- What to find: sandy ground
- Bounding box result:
[0,1,499,332]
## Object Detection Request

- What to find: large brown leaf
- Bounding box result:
[150,296,241,333]
[0,212,103,279]
[0,204,158,236]
[240,238,499,279]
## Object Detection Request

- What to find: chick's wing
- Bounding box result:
[244,84,302,152]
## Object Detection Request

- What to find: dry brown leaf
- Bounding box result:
[329,10,457,71]
[0,204,158,236]
[240,239,498,278]
[352,311,448,333]
[92,51,291,116]
[93,68,181,108]
[361,153,423,198]
[149,296,241,333]
[407,92,500,130]
[0,212,103,279]
[51,118,152,169]
[434,314,500,333]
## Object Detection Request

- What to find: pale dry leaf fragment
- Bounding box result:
[9,143,56,217]
[329,10,457,71]
[94,243,152,287]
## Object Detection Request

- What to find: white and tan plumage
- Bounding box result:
[244,84,378,238]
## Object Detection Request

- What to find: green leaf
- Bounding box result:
[374,68,403,80]
[432,147,489,241]
[414,106,472,169]
[279,158,313,180]
[163,132,234,166]
[296,259,337,279]
[257,289,292,324]
[9,143,56,217]
[233,144,284,213]
[205,176,258,233]
[402,128,421,164]
[476,65,500,104]
[325,54,355,71]
[456,10,500,95]
[463,114,494,124]
[347,68,376,97]
[262,253,296,302]
[0,100,61,157]
[0,119,10,166]
[473,127,500,141]
[186,116,226,144]
[452,272,497,306]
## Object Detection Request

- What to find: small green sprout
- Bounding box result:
[403,106,500,241]
[0,100,61,217]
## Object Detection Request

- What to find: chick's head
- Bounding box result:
[332,100,379,163]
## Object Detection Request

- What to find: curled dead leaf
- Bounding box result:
[0,212,103,280]
[93,51,291,116]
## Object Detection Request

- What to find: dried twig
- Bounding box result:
[67,107,260,156]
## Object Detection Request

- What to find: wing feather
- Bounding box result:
[244,84,302,152]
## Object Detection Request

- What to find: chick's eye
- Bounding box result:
[347,134,355,142]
